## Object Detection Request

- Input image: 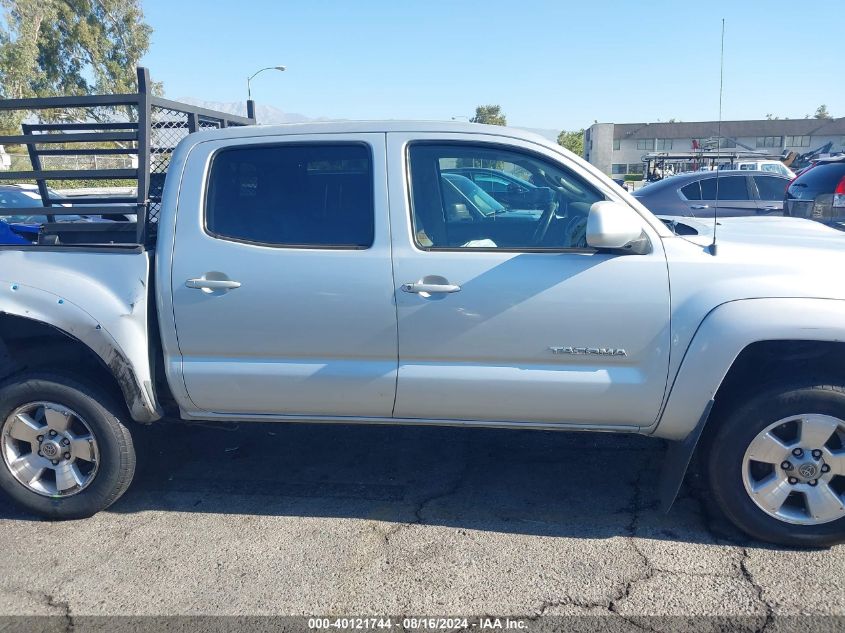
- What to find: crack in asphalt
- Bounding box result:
[525,454,780,629]
[44,592,74,632]
[685,478,778,631]
[740,548,775,633]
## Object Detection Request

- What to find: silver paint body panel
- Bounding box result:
[4,121,845,441]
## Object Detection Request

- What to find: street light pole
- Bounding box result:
[246,65,286,101]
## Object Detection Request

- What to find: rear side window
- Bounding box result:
[680,181,701,200]
[700,176,749,200]
[205,143,374,248]
[754,175,788,201]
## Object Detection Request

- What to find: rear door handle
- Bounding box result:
[401,282,461,294]
[185,278,241,291]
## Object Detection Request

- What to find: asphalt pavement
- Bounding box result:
[0,422,842,631]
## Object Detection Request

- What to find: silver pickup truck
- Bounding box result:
[1,74,844,547]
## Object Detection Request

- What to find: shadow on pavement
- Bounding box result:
[0,421,772,547]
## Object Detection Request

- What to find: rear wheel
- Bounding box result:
[707,383,845,547]
[0,372,136,520]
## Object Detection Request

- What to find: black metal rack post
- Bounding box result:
[0,67,256,248]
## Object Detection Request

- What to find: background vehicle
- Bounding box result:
[718,160,795,178]
[0,184,128,244]
[443,167,538,208]
[784,156,845,228]
[1,70,845,548]
[633,170,791,216]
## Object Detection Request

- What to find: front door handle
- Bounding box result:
[401,282,461,294]
[690,204,710,210]
[185,278,241,291]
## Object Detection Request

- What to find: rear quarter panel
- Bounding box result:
[0,249,160,421]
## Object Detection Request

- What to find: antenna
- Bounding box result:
[709,18,725,256]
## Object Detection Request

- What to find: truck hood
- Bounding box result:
[660,214,845,304]
[659,215,845,250]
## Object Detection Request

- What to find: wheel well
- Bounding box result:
[714,340,845,412]
[672,340,845,501]
[0,313,125,406]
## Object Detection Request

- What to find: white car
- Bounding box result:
[719,160,795,178]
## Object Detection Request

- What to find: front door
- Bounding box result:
[386,134,671,427]
[170,134,397,417]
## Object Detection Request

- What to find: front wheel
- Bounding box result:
[707,384,845,547]
[0,372,136,520]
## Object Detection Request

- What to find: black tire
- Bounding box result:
[707,383,845,547]
[0,372,136,520]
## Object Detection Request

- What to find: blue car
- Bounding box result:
[0,185,96,244]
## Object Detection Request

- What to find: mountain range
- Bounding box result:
[180,98,562,142]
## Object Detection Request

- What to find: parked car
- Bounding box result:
[442,167,537,208]
[718,160,795,179]
[0,184,133,244]
[3,79,845,547]
[633,170,792,217]
[784,156,845,228]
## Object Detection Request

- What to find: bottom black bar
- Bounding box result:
[0,615,842,633]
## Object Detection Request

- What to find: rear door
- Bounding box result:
[169,134,398,417]
[752,175,789,214]
[699,175,758,216]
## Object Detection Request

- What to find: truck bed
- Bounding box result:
[0,67,255,249]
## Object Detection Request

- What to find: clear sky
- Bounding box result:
[140,0,842,131]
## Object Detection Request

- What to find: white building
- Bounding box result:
[584,118,845,176]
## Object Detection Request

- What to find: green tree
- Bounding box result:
[0,0,156,132]
[470,104,506,126]
[814,104,832,120]
[557,129,584,156]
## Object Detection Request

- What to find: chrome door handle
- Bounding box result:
[690,204,710,210]
[401,282,461,294]
[185,278,241,290]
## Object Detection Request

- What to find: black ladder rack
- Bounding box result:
[0,67,257,247]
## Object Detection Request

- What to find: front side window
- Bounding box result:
[700,176,749,200]
[408,144,604,250]
[205,143,374,248]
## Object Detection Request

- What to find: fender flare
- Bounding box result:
[655,296,845,510]
[0,284,162,423]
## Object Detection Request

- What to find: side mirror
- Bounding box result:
[586,201,651,254]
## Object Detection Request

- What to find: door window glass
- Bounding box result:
[205,143,374,248]
[680,181,701,200]
[700,176,749,200]
[754,175,788,201]
[408,144,604,250]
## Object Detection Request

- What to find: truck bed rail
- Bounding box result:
[0,67,257,247]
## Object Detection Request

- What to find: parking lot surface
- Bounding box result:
[0,422,843,628]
